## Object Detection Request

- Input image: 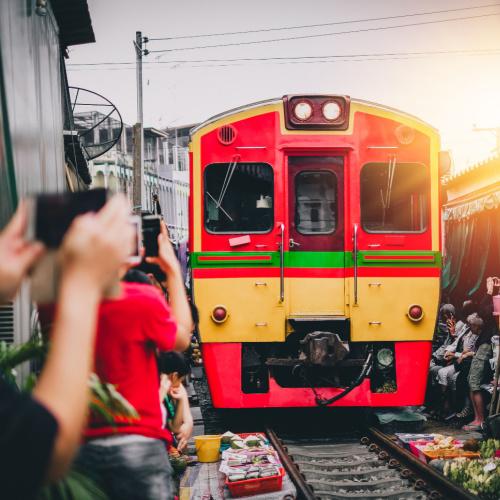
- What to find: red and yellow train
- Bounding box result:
[189,95,441,409]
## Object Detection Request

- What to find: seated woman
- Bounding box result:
[158,352,194,452]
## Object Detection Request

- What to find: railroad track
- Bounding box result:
[266,427,477,500]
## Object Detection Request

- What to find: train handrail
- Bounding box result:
[353,223,359,305]
[279,223,285,302]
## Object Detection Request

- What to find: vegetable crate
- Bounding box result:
[409,441,480,463]
[225,467,284,498]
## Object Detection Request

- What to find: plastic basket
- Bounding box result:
[409,441,479,463]
[225,467,284,498]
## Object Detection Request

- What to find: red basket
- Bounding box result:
[225,467,284,498]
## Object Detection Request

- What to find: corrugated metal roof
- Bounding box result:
[443,153,500,186]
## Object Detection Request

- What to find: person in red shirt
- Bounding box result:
[75,221,193,500]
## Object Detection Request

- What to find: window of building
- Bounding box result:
[99,128,109,143]
[360,162,428,233]
[204,162,273,233]
[126,128,133,153]
[295,171,337,234]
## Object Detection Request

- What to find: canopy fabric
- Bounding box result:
[443,210,500,301]
[444,188,500,221]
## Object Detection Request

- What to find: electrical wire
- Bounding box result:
[148,3,500,41]
[147,12,500,54]
[65,49,500,71]
[66,47,500,67]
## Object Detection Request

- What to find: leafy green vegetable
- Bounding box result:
[444,458,500,499]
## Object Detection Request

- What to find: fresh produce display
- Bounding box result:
[189,336,203,366]
[219,432,282,482]
[409,434,481,462]
[421,434,455,452]
[169,446,189,474]
[444,458,500,500]
[479,439,500,459]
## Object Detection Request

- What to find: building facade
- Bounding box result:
[0,0,95,377]
[76,113,192,242]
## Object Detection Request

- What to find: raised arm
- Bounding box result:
[32,196,133,480]
[146,221,193,352]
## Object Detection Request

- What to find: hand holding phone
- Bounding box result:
[142,215,161,257]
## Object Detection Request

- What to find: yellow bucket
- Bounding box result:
[194,434,221,463]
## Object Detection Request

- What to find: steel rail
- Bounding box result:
[366,427,477,500]
[265,427,317,500]
[267,425,478,500]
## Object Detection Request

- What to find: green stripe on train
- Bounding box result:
[190,251,441,268]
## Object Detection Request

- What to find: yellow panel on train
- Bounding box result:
[195,277,286,343]
[349,277,440,342]
[288,277,345,316]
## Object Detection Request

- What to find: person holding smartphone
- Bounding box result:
[75,220,193,500]
[0,196,133,500]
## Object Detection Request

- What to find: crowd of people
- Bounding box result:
[2,193,500,499]
[0,196,194,500]
[427,278,500,432]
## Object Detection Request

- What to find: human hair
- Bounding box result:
[461,300,477,320]
[467,313,483,328]
[440,303,455,318]
[122,269,153,285]
[158,351,191,377]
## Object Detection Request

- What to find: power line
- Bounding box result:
[66,50,500,71]
[148,12,500,54]
[148,3,500,41]
[67,48,500,67]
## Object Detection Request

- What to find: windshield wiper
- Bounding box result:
[206,191,233,221]
[380,155,396,227]
[216,155,239,209]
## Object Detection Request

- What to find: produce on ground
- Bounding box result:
[219,432,281,482]
[444,458,500,500]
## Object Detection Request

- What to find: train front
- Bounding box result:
[189,95,441,408]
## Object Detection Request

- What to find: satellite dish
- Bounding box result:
[69,87,123,161]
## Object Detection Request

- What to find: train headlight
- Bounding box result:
[407,304,424,322]
[293,101,313,121]
[376,348,394,368]
[211,305,229,324]
[322,101,342,121]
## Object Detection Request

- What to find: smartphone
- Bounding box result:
[32,189,108,248]
[128,216,142,265]
[142,215,161,257]
[29,189,108,303]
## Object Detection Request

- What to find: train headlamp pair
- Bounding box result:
[293,100,342,122]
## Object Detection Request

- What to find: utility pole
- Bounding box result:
[133,31,148,212]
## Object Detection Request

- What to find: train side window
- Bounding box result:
[204,162,274,233]
[361,162,428,233]
[295,171,337,234]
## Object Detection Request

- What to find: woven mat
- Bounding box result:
[179,462,296,500]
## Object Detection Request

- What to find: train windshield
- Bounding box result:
[204,162,274,233]
[361,162,428,233]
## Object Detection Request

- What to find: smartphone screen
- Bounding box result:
[35,189,107,248]
[142,215,161,257]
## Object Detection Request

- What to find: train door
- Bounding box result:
[349,159,439,341]
[286,156,345,317]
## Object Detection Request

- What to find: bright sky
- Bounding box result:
[67,0,500,171]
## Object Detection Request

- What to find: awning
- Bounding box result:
[443,187,500,221]
[51,0,95,47]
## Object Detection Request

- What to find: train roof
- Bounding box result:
[190,97,438,138]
